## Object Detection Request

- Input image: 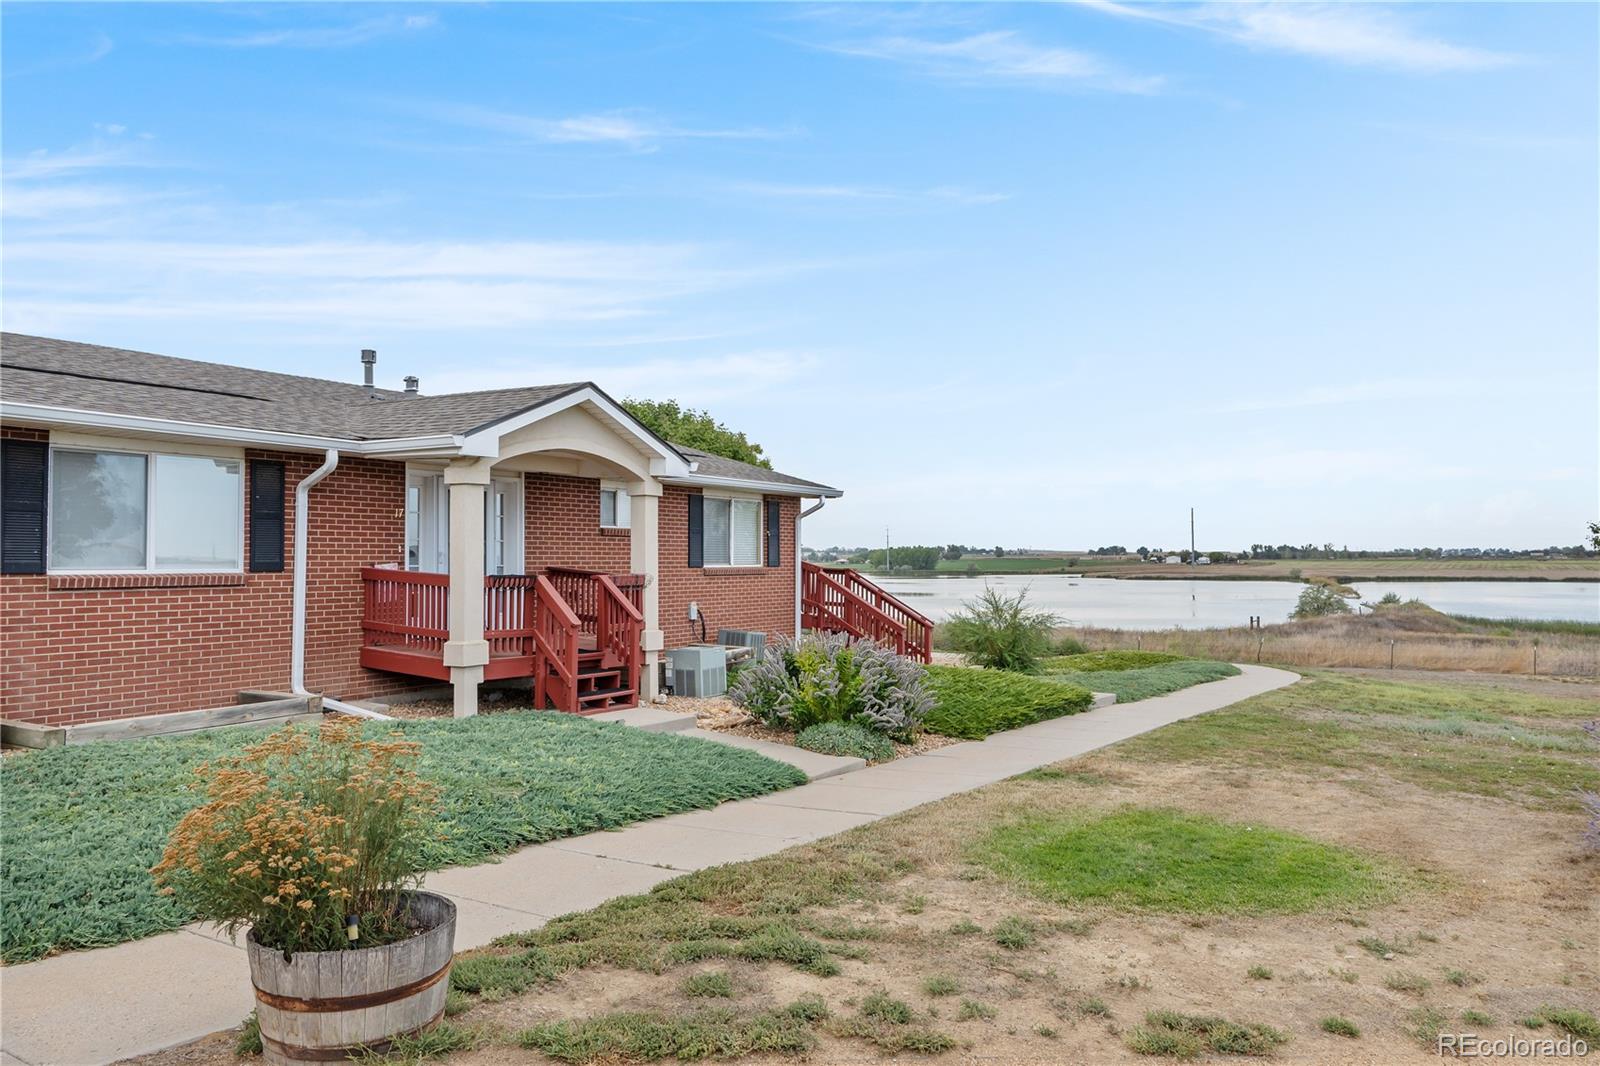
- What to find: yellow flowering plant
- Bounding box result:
[152,718,440,957]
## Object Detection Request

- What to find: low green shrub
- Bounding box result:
[1293,584,1354,618]
[795,722,895,762]
[1127,1010,1288,1058]
[1043,651,1185,672]
[923,666,1093,739]
[1052,633,1088,656]
[729,632,932,739]
[1049,660,1240,703]
[941,587,1060,672]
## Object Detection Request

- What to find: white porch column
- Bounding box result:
[443,457,494,718]
[629,480,664,700]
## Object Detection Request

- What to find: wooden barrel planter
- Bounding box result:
[246,892,457,1065]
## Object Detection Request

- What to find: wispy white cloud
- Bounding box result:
[731,181,1009,206]
[2,141,153,181]
[178,13,437,49]
[1076,1,1517,73]
[819,29,1163,93]
[4,31,113,78]
[411,103,796,151]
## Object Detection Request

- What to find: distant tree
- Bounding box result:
[994,546,1006,559]
[1136,546,1149,559]
[621,398,770,469]
[1589,521,1600,552]
[866,545,943,571]
[1291,585,1353,619]
[942,544,964,561]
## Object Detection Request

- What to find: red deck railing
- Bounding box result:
[800,562,933,663]
[359,567,644,712]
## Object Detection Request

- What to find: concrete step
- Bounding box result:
[1091,692,1117,710]
[587,706,699,732]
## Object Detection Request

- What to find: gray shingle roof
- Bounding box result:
[1,333,838,494]
[676,447,839,495]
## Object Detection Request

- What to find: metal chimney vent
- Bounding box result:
[403,375,419,395]
[360,348,377,396]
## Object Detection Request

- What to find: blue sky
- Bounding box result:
[3,2,1595,551]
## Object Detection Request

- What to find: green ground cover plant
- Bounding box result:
[922,665,1093,738]
[1046,660,1240,702]
[1042,650,1187,672]
[976,807,1411,914]
[0,713,804,963]
[1126,1010,1288,1058]
[794,721,894,762]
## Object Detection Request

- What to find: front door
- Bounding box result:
[405,472,523,575]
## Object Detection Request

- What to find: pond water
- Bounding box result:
[868,574,1600,630]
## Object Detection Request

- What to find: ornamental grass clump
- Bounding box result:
[729,631,932,740]
[942,587,1060,672]
[151,718,440,958]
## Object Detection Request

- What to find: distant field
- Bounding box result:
[904,556,1600,581]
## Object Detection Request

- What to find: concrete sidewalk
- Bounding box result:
[0,665,1297,1066]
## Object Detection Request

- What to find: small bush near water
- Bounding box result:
[941,586,1060,672]
[1292,584,1354,619]
[729,631,932,740]
[795,722,895,762]
[922,665,1094,739]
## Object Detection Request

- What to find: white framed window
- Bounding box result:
[405,468,523,575]
[703,492,762,567]
[48,447,243,572]
[599,482,631,529]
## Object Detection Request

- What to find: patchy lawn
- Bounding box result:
[129,670,1600,1065]
[0,714,804,964]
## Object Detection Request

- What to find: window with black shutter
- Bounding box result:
[766,499,781,567]
[1,439,48,575]
[248,459,286,572]
[687,493,704,568]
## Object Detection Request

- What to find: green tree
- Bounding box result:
[867,545,943,570]
[1291,585,1353,619]
[621,398,770,469]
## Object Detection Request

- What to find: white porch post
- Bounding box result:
[443,457,494,718]
[629,480,664,700]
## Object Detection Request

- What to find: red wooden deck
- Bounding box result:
[359,567,644,712]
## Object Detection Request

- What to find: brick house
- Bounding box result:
[0,334,871,726]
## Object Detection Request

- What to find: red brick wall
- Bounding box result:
[0,432,416,726]
[658,486,798,648]
[523,472,632,573]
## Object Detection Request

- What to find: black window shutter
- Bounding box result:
[765,499,781,568]
[1,440,48,575]
[248,460,286,572]
[687,493,704,569]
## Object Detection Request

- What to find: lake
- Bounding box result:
[868,574,1600,630]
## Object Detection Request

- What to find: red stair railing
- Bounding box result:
[800,562,933,663]
[531,574,581,712]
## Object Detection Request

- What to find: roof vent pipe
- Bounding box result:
[360,348,377,396]
[404,375,419,395]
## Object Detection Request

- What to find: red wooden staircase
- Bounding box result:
[800,562,934,663]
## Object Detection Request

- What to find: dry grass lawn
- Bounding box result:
[129,672,1599,1066]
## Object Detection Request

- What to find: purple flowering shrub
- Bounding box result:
[729,631,933,740]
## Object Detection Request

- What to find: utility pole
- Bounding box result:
[1190,507,1196,568]
[885,527,891,572]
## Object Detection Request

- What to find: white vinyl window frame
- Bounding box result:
[405,465,524,576]
[599,481,631,530]
[701,490,763,568]
[45,444,246,574]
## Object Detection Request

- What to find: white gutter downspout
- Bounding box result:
[290,448,391,721]
[794,497,827,637]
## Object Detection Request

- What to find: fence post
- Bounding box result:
[1389,640,1396,670]
[1256,637,1264,663]
[1532,642,1539,675]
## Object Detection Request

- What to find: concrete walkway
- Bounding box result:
[0,665,1297,1066]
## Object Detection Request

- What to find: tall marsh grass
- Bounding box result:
[1066,625,1598,676]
